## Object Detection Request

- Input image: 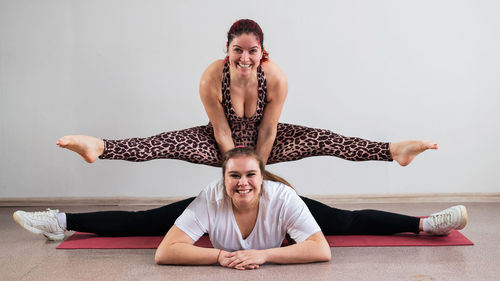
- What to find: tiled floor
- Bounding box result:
[2,202,499,281]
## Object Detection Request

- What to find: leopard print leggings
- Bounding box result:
[99,123,392,166]
[99,62,392,165]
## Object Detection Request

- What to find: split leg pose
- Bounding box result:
[57,19,437,168]
[13,197,466,241]
[15,148,465,260]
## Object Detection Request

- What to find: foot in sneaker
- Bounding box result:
[424,205,468,235]
[13,209,65,241]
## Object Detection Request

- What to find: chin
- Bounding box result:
[238,70,252,76]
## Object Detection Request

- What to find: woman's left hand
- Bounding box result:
[225,249,267,270]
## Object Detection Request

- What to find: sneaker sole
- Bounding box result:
[456,205,468,230]
[43,232,65,241]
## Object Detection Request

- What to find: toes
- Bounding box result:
[423,141,438,150]
[56,138,69,147]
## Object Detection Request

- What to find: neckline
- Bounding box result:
[224,62,263,120]
[230,199,262,241]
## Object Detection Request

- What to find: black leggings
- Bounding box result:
[66,197,420,236]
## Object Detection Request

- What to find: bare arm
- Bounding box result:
[199,61,234,156]
[155,225,221,265]
[263,232,331,264]
[256,61,288,164]
[222,232,331,270]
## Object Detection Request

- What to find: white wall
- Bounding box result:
[1,0,499,198]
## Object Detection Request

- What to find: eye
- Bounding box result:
[233,48,242,53]
[230,174,240,178]
[249,49,258,54]
[247,173,256,177]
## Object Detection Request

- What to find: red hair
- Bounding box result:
[226,19,269,64]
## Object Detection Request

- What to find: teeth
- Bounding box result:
[238,63,251,68]
[237,189,250,194]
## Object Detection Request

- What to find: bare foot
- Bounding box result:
[389,140,438,166]
[56,135,105,163]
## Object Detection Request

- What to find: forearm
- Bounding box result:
[155,243,221,265]
[256,127,277,165]
[263,237,331,264]
[214,129,235,156]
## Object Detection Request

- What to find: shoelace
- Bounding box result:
[31,208,59,218]
[430,213,452,228]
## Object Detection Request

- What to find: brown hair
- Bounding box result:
[221,147,293,189]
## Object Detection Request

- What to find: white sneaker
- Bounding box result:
[426,205,468,235]
[13,209,65,241]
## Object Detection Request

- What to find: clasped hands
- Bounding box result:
[218,249,267,270]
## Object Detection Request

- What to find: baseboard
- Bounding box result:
[307,192,500,204]
[0,197,188,207]
[1,193,499,206]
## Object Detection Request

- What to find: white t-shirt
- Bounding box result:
[175,179,321,252]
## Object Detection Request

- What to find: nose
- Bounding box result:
[240,51,249,62]
[238,177,248,187]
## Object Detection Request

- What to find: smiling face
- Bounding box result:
[224,155,263,209]
[227,33,263,77]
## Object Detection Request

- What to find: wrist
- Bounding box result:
[216,249,223,264]
[261,249,271,263]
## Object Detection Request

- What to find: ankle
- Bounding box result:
[55,212,67,231]
[389,143,397,159]
[99,139,105,155]
[422,218,432,233]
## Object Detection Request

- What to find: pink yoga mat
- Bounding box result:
[56,230,473,249]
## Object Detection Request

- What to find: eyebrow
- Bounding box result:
[228,170,258,174]
[232,45,259,49]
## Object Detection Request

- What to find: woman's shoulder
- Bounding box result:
[260,60,288,96]
[199,60,225,98]
[261,60,286,82]
[201,60,225,81]
[199,178,226,203]
[262,180,297,200]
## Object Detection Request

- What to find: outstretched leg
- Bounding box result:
[268,123,393,164]
[57,125,223,167]
[66,197,195,236]
[268,123,436,166]
[301,197,420,235]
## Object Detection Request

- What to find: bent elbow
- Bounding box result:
[322,249,332,262]
[154,249,171,265]
[316,243,331,262]
[154,251,165,265]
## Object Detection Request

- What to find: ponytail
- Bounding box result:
[263,170,294,190]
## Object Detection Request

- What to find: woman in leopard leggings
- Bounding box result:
[57,19,436,167]
[54,20,438,233]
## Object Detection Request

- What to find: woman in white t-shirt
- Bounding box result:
[154,147,331,269]
[13,147,468,269]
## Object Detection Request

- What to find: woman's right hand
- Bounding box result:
[218,250,263,270]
